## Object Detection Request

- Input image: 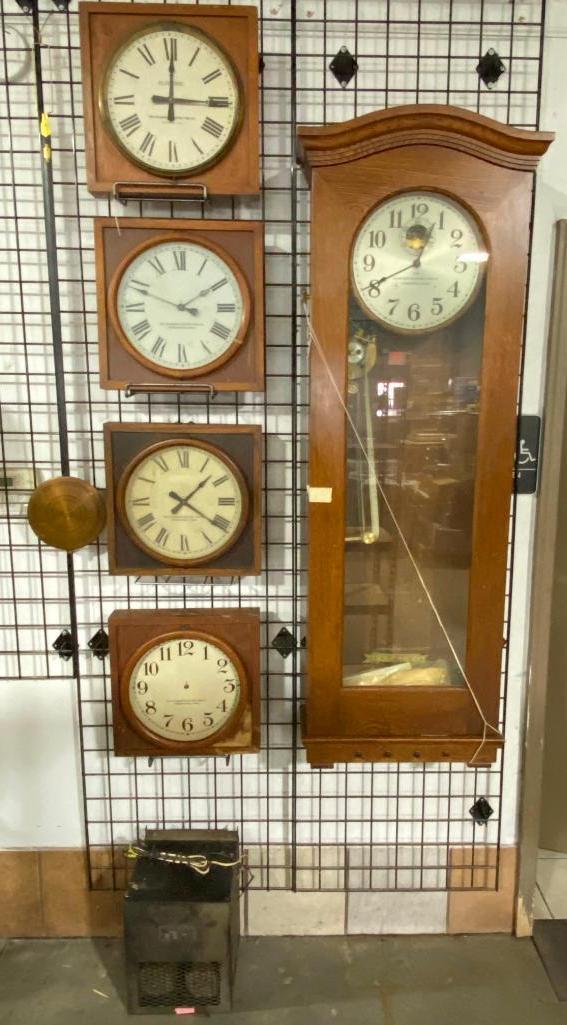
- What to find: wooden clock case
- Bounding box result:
[109,607,261,756]
[79,2,260,197]
[298,105,553,768]
[104,422,262,577]
[95,217,265,392]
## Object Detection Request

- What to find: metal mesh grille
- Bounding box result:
[0,0,546,894]
[138,960,221,1008]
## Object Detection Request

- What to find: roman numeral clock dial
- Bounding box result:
[111,236,249,377]
[118,441,248,566]
[101,23,241,175]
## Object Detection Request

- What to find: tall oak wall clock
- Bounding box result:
[79,3,260,197]
[298,105,553,768]
[105,422,261,576]
[95,217,264,392]
[109,608,260,757]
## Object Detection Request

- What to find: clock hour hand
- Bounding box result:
[169,476,211,514]
[151,95,225,107]
[178,287,212,310]
[167,50,175,123]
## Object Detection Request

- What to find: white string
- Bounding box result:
[302,294,500,762]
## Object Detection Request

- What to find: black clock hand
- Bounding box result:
[184,500,228,533]
[151,95,227,107]
[363,225,437,294]
[131,290,199,315]
[167,50,175,123]
[169,476,211,514]
[178,286,213,310]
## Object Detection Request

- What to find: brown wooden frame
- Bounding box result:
[298,105,553,767]
[104,421,262,576]
[109,607,261,756]
[79,2,260,197]
[95,217,264,392]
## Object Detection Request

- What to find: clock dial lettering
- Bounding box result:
[351,192,486,333]
[116,239,246,372]
[123,442,247,562]
[104,26,240,174]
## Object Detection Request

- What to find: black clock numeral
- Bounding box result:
[363,254,376,272]
[202,116,223,138]
[213,475,228,487]
[201,341,212,355]
[163,37,177,62]
[387,299,400,316]
[407,302,421,322]
[177,448,190,468]
[131,319,151,340]
[119,113,141,137]
[197,258,208,276]
[180,534,190,552]
[173,249,186,271]
[136,680,148,694]
[177,344,188,364]
[148,254,165,275]
[431,298,444,316]
[143,661,159,676]
[137,43,156,66]
[131,278,149,295]
[438,210,446,230]
[201,529,213,546]
[200,458,210,472]
[389,209,403,229]
[189,46,200,66]
[119,67,140,80]
[203,712,214,727]
[217,658,228,668]
[182,717,194,733]
[151,337,167,358]
[210,321,230,341]
[137,512,156,531]
[131,496,150,507]
[454,259,467,274]
[160,646,172,661]
[209,96,229,108]
[153,454,169,472]
[224,680,236,693]
[177,639,193,655]
[367,280,381,299]
[202,68,221,85]
[450,228,464,247]
[140,132,156,157]
[211,277,227,292]
[217,699,228,713]
[163,714,174,728]
[125,302,145,312]
[212,514,230,532]
[192,137,204,155]
[113,94,135,105]
[155,527,170,548]
[145,700,157,715]
[447,281,460,297]
[137,475,154,485]
[218,496,235,506]
[411,201,429,218]
[369,229,386,248]
[217,303,236,313]
[168,140,179,163]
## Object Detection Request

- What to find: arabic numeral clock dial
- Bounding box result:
[101,23,241,176]
[124,632,245,750]
[118,440,248,566]
[111,236,249,377]
[351,191,487,334]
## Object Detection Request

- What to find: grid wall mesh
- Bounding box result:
[0,0,545,892]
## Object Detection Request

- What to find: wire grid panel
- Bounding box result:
[0,0,545,893]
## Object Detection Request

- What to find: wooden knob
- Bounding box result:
[27,477,106,552]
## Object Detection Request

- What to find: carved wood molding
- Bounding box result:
[297,104,554,175]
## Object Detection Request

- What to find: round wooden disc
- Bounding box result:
[27,477,106,552]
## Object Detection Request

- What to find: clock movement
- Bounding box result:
[109,608,260,756]
[95,217,264,392]
[79,3,259,197]
[298,105,553,767]
[105,422,261,576]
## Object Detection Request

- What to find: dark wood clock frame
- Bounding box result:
[104,422,262,576]
[95,217,265,392]
[109,607,261,756]
[79,2,260,197]
[298,105,553,768]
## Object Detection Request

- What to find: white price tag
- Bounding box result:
[307,486,333,504]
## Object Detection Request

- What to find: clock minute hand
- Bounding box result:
[184,500,228,533]
[151,95,223,107]
[362,257,420,295]
[168,476,212,514]
[167,50,175,123]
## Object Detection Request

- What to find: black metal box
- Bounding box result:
[124,829,240,1014]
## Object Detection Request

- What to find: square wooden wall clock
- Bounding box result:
[95,217,265,393]
[79,2,260,197]
[109,607,261,757]
[104,422,262,577]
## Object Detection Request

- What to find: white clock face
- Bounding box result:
[102,24,240,175]
[351,192,487,334]
[128,634,242,742]
[115,239,246,373]
[122,442,246,563]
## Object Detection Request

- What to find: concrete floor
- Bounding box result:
[0,934,566,1024]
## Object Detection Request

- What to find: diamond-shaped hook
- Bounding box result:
[88,627,109,660]
[330,46,358,89]
[469,796,494,826]
[476,49,505,89]
[271,627,297,659]
[52,629,75,662]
